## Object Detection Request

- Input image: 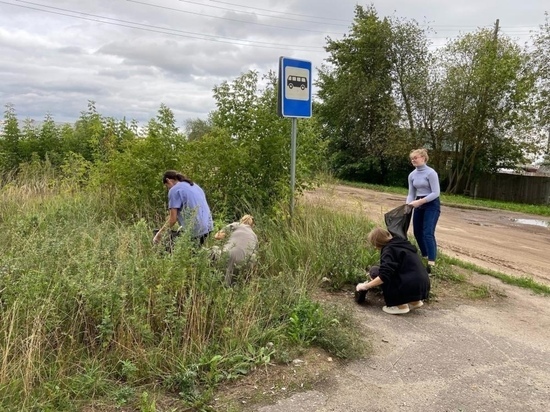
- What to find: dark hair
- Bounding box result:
[163,170,194,185]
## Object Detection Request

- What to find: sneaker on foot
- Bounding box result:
[382,305,410,315]
[409,301,424,310]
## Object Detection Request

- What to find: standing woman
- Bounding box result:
[406,149,440,272]
[153,170,213,246]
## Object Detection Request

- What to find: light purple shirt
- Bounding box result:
[168,181,213,237]
[406,165,440,204]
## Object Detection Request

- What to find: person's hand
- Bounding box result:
[153,233,161,244]
[408,199,422,208]
[356,282,369,292]
[214,230,226,240]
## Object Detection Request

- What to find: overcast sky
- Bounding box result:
[0,0,548,127]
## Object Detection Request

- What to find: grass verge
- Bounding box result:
[442,256,550,296]
[0,178,370,411]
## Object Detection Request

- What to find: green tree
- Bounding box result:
[316,5,403,183]
[0,104,22,174]
[204,70,322,216]
[439,27,539,193]
[387,16,439,181]
[90,104,184,220]
[208,70,294,214]
[38,113,63,166]
[18,118,39,164]
[68,101,101,162]
[185,117,213,141]
[390,16,433,147]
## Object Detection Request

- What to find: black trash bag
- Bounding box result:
[355,289,367,304]
[384,204,412,240]
[368,265,380,279]
[355,265,381,304]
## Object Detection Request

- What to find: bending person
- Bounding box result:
[356,227,430,315]
[153,170,213,247]
[213,215,258,286]
[406,148,441,272]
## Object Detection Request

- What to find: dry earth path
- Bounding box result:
[253,276,550,412]
[304,185,550,286]
[230,184,550,412]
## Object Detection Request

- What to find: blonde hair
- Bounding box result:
[367,227,392,249]
[240,214,254,226]
[410,148,429,163]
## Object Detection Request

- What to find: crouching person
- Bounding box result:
[356,227,430,315]
[212,215,258,286]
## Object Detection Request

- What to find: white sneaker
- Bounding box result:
[382,305,410,315]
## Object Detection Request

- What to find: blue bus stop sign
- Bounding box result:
[278,57,312,118]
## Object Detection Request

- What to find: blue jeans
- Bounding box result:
[412,197,440,261]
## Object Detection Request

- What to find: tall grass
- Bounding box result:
[0,173,369,410]
[263,206,378,288]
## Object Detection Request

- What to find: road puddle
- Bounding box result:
[512,218,549,228]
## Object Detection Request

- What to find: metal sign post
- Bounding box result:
[277,57,312,218]
[290,117,297,216]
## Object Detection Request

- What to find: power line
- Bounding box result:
[206,0,539,31]
[177,0,351,27]
[126,0,348,35]
[0,0,326,51]
[207,0,351,23]
[131,0,525,37]
[1,0,538,51]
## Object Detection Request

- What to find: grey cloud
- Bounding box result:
[96,66,158,80]
[57,46,86,55]
[1,0,549,126]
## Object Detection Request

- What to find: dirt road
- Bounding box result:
[254,276,550,412]
[238,184,550,412]
[304,185,550,286]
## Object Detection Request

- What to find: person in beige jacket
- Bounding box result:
[212,215,258,286]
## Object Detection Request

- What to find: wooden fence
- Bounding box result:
[473,172,550,205]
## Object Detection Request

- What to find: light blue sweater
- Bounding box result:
[406,165,440,204]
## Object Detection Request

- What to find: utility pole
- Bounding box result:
[493,19,500,42]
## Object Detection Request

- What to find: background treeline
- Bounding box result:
[2,6,550,199]
[316,6,550,193]
[1,71,325,221]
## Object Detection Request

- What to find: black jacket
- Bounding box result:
[378,238,430,306]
